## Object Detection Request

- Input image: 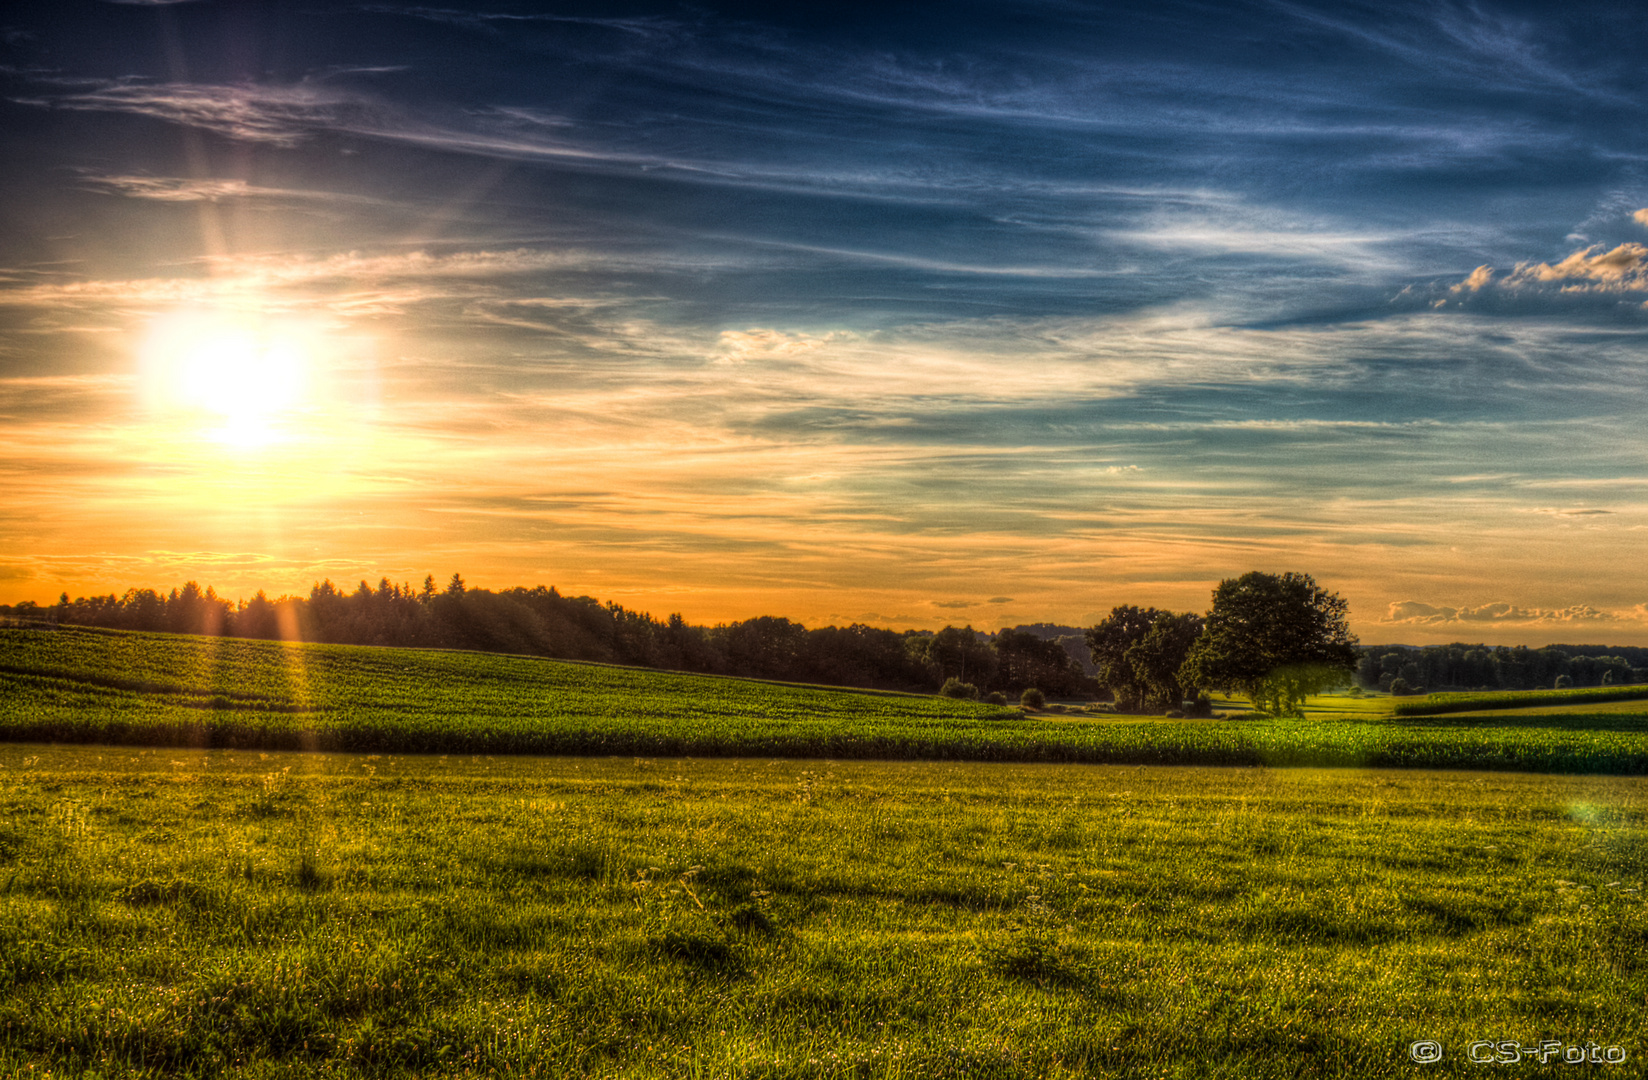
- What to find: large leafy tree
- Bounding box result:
[1178,572,1359,716]
[1126,611,1205,710]
[1086,606,1201,711]
[1085,605,1164,710]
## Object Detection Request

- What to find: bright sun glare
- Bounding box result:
[140,311,311,447]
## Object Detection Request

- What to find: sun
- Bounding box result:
[140,310,312,447]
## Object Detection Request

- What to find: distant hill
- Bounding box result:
[1008,623,1097,676]
[0,626,1017,757]
[1008,622,1087,640]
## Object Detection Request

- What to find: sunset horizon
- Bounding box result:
[5,0,1648,647]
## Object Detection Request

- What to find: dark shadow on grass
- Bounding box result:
[495,841,614,882]
[116,878,222,908]
[728,903,774,934]
[653,932,745,976]
[1231,908,1412,945]
[1398,893,1528,936]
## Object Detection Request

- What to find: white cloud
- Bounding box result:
[1109,197,1405,275]
[715,328,853,364]
[1384,600,1629,625]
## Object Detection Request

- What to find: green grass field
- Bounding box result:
[4,630,1647,1075]
[5,628,1648,774]
[1,746,1642,1078]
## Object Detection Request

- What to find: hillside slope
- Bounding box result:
[3,628,1647,772]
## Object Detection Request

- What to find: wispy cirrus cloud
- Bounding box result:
[1270,0,1616,100]
[1529,507,1613,517]
[361,6,678,40]
[27,76,749,177]
[48,81,362,147]
[77,174,372,203]
[1115,222,1398,268]
[0,247,687,318]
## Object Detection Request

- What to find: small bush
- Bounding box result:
[1020,688,1046,709]
[1555,675,1573,689]
[1388,678,1410,697]
[939,678,979,700]
[984,691,1007,705]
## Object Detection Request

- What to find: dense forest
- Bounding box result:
[5,577,1642,702]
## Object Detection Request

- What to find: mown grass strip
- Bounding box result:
[1394,684,1648,717]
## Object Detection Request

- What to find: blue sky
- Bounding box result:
[2,0,1646,642]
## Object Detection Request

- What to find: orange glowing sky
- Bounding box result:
[3,0,1648,645]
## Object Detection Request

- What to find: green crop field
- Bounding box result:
[1393,686,1648,718]
[0,746,1642,1078]
[4,628,1648,773]
[0,626,1018,757]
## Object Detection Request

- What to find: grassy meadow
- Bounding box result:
[5,628,1648,774]
[4,626,1647,1076]
[1,745,1644,1078]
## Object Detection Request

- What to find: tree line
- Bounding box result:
[3,576,1092,699]
[9,570,1637,709]
[4,569,1356,713]
[1356,643,1643,694]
